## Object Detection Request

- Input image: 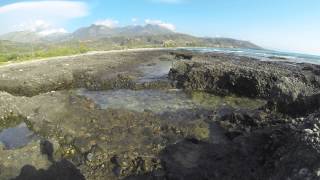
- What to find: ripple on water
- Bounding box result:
[77,89,266,114]
[0,123,38,150]
[137,60,174,82]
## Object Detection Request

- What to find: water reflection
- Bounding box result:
[77,89,266,114]
[0,123,38,149]
[137,60,174,82]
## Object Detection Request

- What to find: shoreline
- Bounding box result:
[0,47,195,68]
[0,48,165,68]
[2,46,319,69]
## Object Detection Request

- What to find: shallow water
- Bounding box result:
[0,123,38,149]
[77,89,266,113]
[137,60,174,82]
[190,91,266,110]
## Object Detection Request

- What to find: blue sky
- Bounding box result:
[0,0,319,55]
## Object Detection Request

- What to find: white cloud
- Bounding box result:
[94,19,119,28]
[0,1,88,34]
[15,19,68,36]
[19,20,51,32]
[131,18,138,23]
[149,0,185,4]
[145,19,176,31]
[38,28,68,36]
[0,1,88,18]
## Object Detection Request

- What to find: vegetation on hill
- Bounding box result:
[0,40,90,64]
[0,25,262,64]
[0,35,260,64]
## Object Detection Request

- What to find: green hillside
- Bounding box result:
[0,25,262,64]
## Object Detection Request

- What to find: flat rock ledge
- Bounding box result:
[1,50,320,180]
[169,52,320,116]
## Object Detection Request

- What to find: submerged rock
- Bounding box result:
[0,139,60,180]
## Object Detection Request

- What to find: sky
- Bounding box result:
[0,0,319,55]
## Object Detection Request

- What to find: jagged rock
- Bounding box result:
[169,53,320,115]
[0,50,320,180]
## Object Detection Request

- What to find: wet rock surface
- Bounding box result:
[0,50,319,180]
[0,51,174,96]
[169,52,320,116]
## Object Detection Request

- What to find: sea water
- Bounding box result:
[179,47,320,65]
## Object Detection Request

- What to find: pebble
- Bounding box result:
[315,168,320,177]
[122,161,128,166]
[304,129,313,134]
[87,152,94,161]
[64,135,74,144]
[299,168,309,176]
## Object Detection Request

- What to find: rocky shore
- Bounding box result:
[0,49,319,180]
[169,52,320,116]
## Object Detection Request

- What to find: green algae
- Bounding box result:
[0,115,25,132]
[78,89,267,114]
[189,91,267,110]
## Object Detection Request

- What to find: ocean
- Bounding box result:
[179,47,320,65]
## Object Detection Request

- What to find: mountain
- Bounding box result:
[69,24,261,49]
[0,31,69,43]
[201,37,261,49]
[0,31,42,43]
[0,24,262,50]
[0,24,262,63]
[71,24,175,40]
[41,32,70,42]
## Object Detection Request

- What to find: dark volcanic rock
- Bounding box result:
[169,53,320,115]
[2,50,320,180]
[295,111,320,153]
[123,126,320,180]
[170,51,193,60]
[129,126,320,180]
[13,159,85,180]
